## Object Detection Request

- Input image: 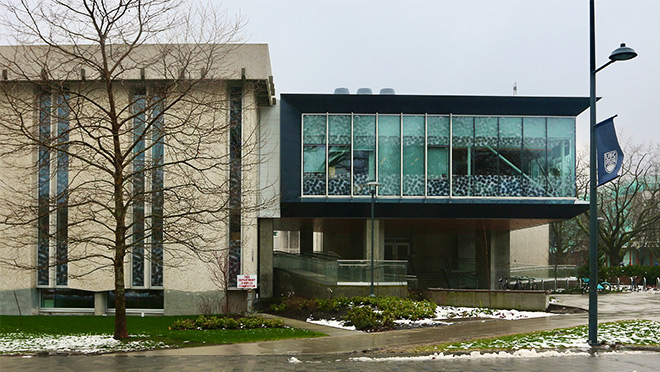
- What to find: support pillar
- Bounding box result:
[300,226,314,255]
[364,219,385,260]
[94,292,107,315]
[490,230,510,290]
[258,219,274,298]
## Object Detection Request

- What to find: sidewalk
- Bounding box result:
[130,292,659,357]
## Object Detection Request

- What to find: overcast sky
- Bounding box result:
[221,0,659,148]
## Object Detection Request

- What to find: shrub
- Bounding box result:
[344,305,394,331]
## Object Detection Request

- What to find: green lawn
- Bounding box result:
[0,315,326,352]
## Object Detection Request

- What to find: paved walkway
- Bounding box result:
[131,291,660,356]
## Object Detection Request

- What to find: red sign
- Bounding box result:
[237,275,257,289]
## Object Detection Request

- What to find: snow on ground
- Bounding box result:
[444,320,660,351]
[0,333,166,355]
[306,305,554,330]
[434,306,555,320]
[349,350,653,362]
[306,318,357,331]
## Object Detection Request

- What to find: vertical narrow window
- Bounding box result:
[55,94,69,285]
[522,117,547,196]
[132,90,146,287]
[352,115,376,196]
[327,115,351,195]
[426,116,449,196]
[402,115,424,196]
[452,117,474,196]
[547,118,575,197]
[37,91,51,286]
[377,115,401,196]
[473,117,499,196]
[228,86,242,287]
[151,95,164,287]
[498,117,523,196]
[302,114,326,195]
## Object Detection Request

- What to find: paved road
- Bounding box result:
[2,352,660,372]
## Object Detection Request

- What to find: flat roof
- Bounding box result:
[281,93,591,117]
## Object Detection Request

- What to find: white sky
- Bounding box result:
[221,0,660,148]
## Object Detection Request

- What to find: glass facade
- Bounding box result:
[302,114,576,198]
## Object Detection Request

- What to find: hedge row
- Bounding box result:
[170,315,285,330]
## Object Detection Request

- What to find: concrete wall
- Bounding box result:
[424,288,549,311]
[510,225,549,266]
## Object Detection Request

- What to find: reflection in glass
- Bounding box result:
[303,115,327,195]
[378,115,401,196]
[353,115,376,195]
[427,116,449,196]
[403,116,424,196]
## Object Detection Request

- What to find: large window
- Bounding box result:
[301,113,575,198]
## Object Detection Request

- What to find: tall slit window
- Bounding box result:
[151,95,164,287]
[132,90,146,287]
[37,91,51,286]
[228,86,243,287]
[55,94,69,285]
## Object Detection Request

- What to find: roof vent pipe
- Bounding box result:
[356,87,373,95]
[379,88,396,95]
[334,87,350,94]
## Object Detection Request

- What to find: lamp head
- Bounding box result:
[609,43,637,61]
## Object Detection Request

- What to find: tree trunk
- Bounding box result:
[113,256,128,339]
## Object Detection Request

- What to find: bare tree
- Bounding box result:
[0,0,272,339]
[576,142,660,267]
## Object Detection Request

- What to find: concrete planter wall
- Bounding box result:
[424,288,549,311]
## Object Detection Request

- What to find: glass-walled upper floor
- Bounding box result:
[302,113,575,198]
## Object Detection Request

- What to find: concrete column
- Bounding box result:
[258,219,274,298]
[300,227,314,255]
[490,230,511,290]
[94,292,107,315]
[364,219,385,260]
[458,233,478,288]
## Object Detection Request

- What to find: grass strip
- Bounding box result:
[415,319,660,353]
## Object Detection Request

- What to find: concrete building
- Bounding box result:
[0,44,276,315]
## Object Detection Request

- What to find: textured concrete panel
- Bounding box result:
[0,287,39,315]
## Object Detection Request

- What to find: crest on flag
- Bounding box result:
[604,150,618,174]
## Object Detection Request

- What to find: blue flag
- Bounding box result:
[595,116,624,186]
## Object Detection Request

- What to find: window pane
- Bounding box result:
[473,117,499,196]
[303,115,326,144]
[499,117,523,196]
[427,116,449,196]
[41,289,94,308]
[328,115,351,145]
[547,118,575,197]
[452,116,474,196]
[522,117,547,196]
[328,146,350,195]
[353,115,376,195]
[427,116,449,146]
[378,115,401,196]
[403,115,424,196]
[37,92,50,286]
[303,145,326,195]
[427,147,449,196]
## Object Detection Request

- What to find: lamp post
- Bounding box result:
[588,0,637,346]
[366,181,381,297]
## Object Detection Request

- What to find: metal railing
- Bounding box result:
[509,264,577,279]
[273,252,407,285]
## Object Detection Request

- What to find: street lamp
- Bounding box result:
[366,181,381,297]
[588,1,637,346]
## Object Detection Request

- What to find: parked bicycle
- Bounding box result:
[580,278,611,293]
[499,276,537,290]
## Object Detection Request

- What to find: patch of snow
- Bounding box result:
[288,356,302,364]
[306,318,357,331]
[0,333,165,355]
[393,318,453,327]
